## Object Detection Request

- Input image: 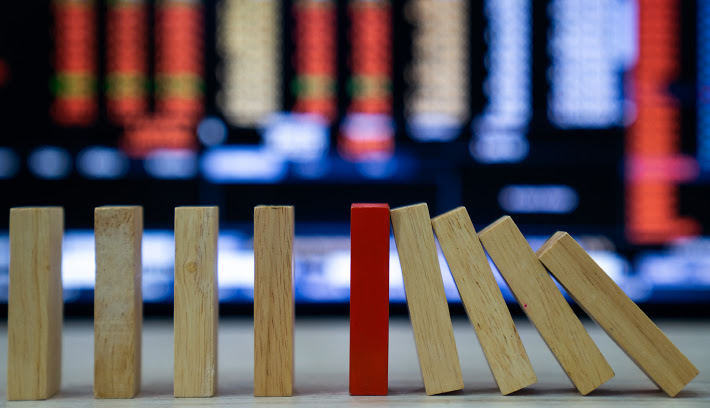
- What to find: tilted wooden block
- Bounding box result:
[349,203,390,396]
[254,205,295,397]
[478,216,614,395]
[537,232,699,397]
[94,206,143,398]
[8,207,64,400]
[174,206,219,397]
[390,203,464,396]
[432,207,537,395]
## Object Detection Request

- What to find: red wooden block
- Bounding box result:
[349,203,390,396]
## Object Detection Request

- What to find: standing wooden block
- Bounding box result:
[174,206,219,397]
[537,232,699,397]
[7,207,64,400]
[478,216,614,395]
[390,203,463,396]
[94,206,143,398]
[432,207,537,395]
[254,205,295,397]
[349,203,390,396]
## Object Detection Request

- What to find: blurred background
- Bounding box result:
[0,0,707,315]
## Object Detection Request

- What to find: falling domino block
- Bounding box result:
[94,206,143,398]
[254,205,295,397]
[174,206,219,397]
[7,207,64,400]
[432,207,537,395]
[478,216,614,395]
[390,203,464,396]
[349,203,390,396]
[537,232,699,397]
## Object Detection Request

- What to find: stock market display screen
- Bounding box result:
[0,0,708,309]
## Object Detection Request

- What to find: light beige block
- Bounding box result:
[94,206,143,398]
[432,207,536,395]
[174,206,219,397]
[537,232,699,397]
[390,203,463,396]
[254,205,295,397]
[8,207,64,400]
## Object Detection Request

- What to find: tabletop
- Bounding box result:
[1,316,708,407]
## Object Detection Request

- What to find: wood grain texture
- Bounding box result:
[174,206,219,397]
[94,206,143,398]
[477,216,614,395]
[7,207,64,400]
[390,203,463,396]
[432,207,536,395]
[349,203,390,396]
[537,232,699,397]
[254,205,295,397]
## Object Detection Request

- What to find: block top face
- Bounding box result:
[535,231,569,257]
[175,206,219,211]
[390,202,428,214]
[10,206,63,213]
[431,206,467,223]
[352,203,390,210]
[478,215,513,236]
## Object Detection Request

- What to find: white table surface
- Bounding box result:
[1,316,708,407]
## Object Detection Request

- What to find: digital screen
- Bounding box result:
[0,0,708,308]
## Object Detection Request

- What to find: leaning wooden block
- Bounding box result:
[8,207,64,400]
[350,203,390,396]
[254,205,295,397]
[537,232,699,397]
[174,207,219,397]
[478,216,614,395]
[390,203,463,396]
[94,206,143,398]
[432,207,537,395]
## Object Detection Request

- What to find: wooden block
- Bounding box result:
[390,203,463,396]
[174,206,219,397]
[254,205,295,397]
[537,232,699,397]
[7,207,64,400]
[94,206,143,398]
[478,216,614,395]
[432,207,537,395]
[349,203,390,396]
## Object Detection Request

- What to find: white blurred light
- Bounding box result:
[0,147,20,178]
[201,146,286,183]
[197,116,228,146]
[144,149,198,179]
[218,250,255,288]
[28,146,72,179]
[77,146,128,179]
[588,250,628,285]
[62,231,95,289]
[470,130,528,163]
[408,113,461,142]
[262,113,329,163]
[498,184,579,214]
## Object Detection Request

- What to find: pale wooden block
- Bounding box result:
[94,206,143,398]
[432,207,537,395]
[478,216,614,395]
[174,206,219,397]
[8,207,64,400]
[537,232,699,397]
[390,203,464,396]
[254,205,295,397]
